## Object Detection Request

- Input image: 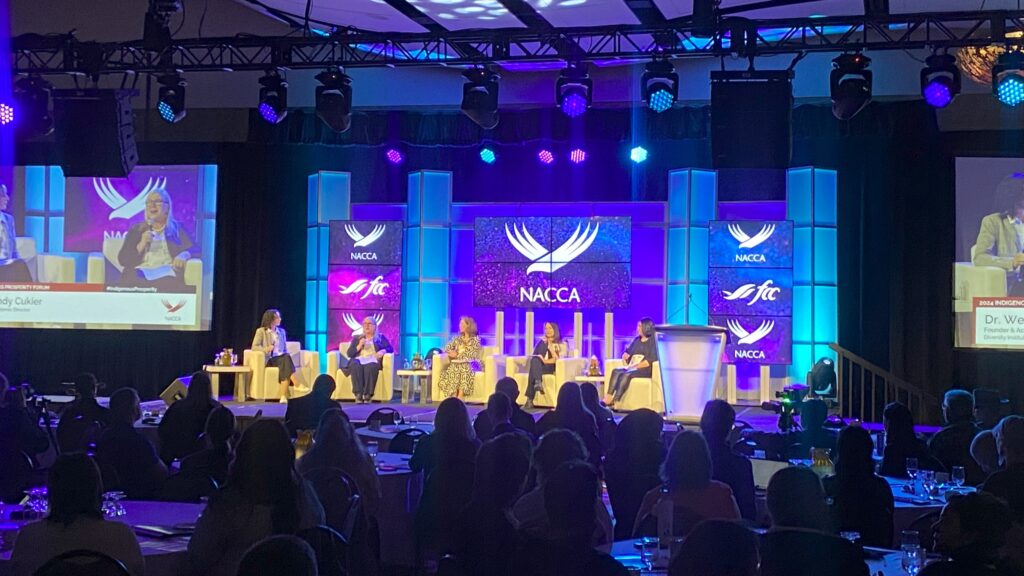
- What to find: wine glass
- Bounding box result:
[409,414,419,429]
[906,458,919,480]
[901,544,925,575]
[921,470,936,498]
[951,466,965,487]
[367,441,379,462]
[638,537,658,570]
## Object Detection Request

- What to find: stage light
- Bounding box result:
[315,67,353,133]
[0,103,13,126]
[830,53,872,120]
[569,148,586,164]
[12,76,53,136]
[156,73,186,123]
[630,146,648,163]
[538,149,554,165]
[461,67,500,129]
[258,71,288,124]
[556,63,592,118]
[920,53,960,109]
[642,60,678,113]
[480,147,496,164]
[386,148,404,164]
[993,51,1024,107]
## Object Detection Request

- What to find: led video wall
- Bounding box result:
[708,220,794,364]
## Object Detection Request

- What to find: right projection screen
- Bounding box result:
[954,157,1024,349]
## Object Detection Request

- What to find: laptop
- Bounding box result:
[751,458,791,490]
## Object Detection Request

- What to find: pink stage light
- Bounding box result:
[569,148,586,164]
[538,149,554,164]
[386,148,404,164]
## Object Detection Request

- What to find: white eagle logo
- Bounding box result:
[728,223,775,249]
[343,313,385,335]
[345,224,386,248]
[505,221,600,274]
[726,319,775,345]
[93,177,167,220]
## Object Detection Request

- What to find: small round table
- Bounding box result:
[202,365,252,401]
[575,375,607,396]
[395,369,432,404]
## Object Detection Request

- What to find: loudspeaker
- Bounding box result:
[54,89,139,177]
[711,71,793,169]
[160,375,192,406]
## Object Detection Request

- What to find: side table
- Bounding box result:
[395,369,432,405]
[203,365,252,402]
[575,375,607,397]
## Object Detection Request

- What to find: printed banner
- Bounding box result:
[973,297,1024,347]
[710,267,793,317]
[327,265,402,311]
[329,220,403,266]
[709,220,793,268]
[0,283,197,327]
[709,315,793,364]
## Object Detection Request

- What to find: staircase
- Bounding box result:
[829,343,940,426]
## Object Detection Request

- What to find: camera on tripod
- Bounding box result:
[761,384,809,432]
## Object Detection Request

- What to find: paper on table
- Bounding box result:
[139,265,175,281]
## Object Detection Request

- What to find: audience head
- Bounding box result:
[47,453,103,526]
[205,405,237,447]
[471,433,532,508]
[310,409,366,466]
[310,374,337,399]
[834,425,875,478]
[544,461,600,543]
[700,399,736,444]
[613,408,664,456]
[932,492,1013,562]
[883,402,916,443]
[109,387,141,425]
[973,389,1007,429]
[669,520,759,576]
[943,390,974,425]
[434,397,476,443]
[799,398,828,430]
[993,415,1024,466]
[237,535,318,576]
[555,382,596,430]
[228,419,301,532]
[662,430,712,490]
[73,373,99,399]
[579,382,604,415]
[185,371,215,405]
[534,429,587,484]
[495,377,521,405]
[3,385,26,411]
[970,430,1000,476]
[766,466,831,532]
[486,392,512,425]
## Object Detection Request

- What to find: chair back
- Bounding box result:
[302,467,362,541]
[0,448,35,504]
[906,510,941,552]
[634,505,706,539]
[158,472,218,503]
[366,407,403,427]
[390,428,428,455]
[34,550,130,576]
[297,525,350,576]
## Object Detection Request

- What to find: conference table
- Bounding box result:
[356,423,434,453]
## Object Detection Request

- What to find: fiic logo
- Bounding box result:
[94,177,168,221]
[505,222,600,275]
[722,280,782,307]
[338,275,389,300]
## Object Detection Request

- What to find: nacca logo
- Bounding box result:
[345,224,386,262]
[161,299,186,313]
[728,223,775,264]
[343,313,385,335]
[722,280,782,306]
[339,275,389,300]
[506,221,599,304]
[726,319,775,360]
[94,177,167,220]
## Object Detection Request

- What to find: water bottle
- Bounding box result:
[403,359,411,370]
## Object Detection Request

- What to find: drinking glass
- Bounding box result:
[840,531,861,544]
[921,470,936,497]
[409,415,419,429]
[901,530,920,549]
[367,441,379,461]
[951,466,965,487]
[638,537,658,570]
[906,458,919,480]
[901,545,925,575]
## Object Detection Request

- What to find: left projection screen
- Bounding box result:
[0,165,217,331]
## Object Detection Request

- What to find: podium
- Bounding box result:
[655,325,727,421]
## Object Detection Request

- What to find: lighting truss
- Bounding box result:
[12,11,1024,75]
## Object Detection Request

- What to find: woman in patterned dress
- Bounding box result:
[438,316,482,400]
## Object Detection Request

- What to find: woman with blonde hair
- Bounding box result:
[437,316,482,400]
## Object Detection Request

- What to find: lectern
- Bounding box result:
[655,325,727,420]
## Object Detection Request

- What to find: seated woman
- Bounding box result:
[296,408,381,517]
[822,425,894,548]
[603,318,658,409]
[116,186,193,291]
[536,382,603,468]
[343,316,394,403]
[633,431,741,538]
[879,401,943,478]
[524,322,564,410]
[10,453,145,576]
[605,409,665,541]
[252,308,300,403]
[437,316,482,400]
[158,370,221,464]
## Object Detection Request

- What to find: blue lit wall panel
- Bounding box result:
[305,229,317,279]
[794,227,812,284]
[307,175,318,226]
[402,282,419,334]
[667,284,687,324]
[813,169,837,226]
[690,171,717,226]
[792,286,812,342]
[450,229,474,280]
[318,172,351,223]
[813,286,838,343]
[305,281,318,331]
[317,281,328,335]
[717,201,787,221]
[421,228,450,280]
[420,172,451,226]
[404,231,420,281]
[520,202,593,218]
[450,203,519,224]
[787,168,813,227]
[201,165,217,216]
[667,170,691,226]
[667,228,687,283]
[592,202,665,223]
[24,166,46,213]
[419,282,450,334]
[791,344,813,381]
[352,203,405,222]
[688,284,709,326]
[688,228,709,283]
[47,166,66,213]
[632,227,665,282]
[407,173,423,226]
[813,228,837,285]
[24,216,44,248]
[317,226,330,279]
[47,217,64,254]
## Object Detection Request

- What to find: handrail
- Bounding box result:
[828,343,940,425]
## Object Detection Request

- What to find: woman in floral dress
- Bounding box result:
[438,316,482,400]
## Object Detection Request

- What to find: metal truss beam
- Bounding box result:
[12,10,1024,75]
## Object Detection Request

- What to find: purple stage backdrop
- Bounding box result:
[710,267,793,317]
[63,166,201,252]
[327,265,403,310]
[709,220,793,269]
[711,315,793,364]
[473,216,631,309]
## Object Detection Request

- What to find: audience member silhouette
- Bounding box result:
[474,377,537,440]
[477,392,533,443]
[669,519,759,576]
[511,462,629,576]
[296,408,381,516]
[971,430,1001,478]
[980,415,1024,522]
[605,409,666,540]
[0,384,49,457]
[879,401,943,478]
[920,492,1013,576]
[823,425,895,547]
[179,405,237,487]
[760,466,869,576]
[187,419,325,576]
[973,389,1008,431]
[580,381,616,450]
[700,400,756,521]
[56,373,111,453]
[158,371,221,464]
[236,535,318,576]
[929,390,984,484]
[95,388,167,499]
[285,374,342,437]
[9,453,145,576]
[536,382,602,468]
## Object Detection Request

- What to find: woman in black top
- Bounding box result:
[604,409,665,540]
[159,371,220,464]
[879,402,942,478]
[822,426,894,548]
[537,383,603,469]
[603,318,658,409]
[524,322,564,409]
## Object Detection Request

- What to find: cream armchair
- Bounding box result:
[954,246,1008,313]
[15,237,75,283]
[604,359,665,413]
[430,346,503,405]
[243,342,320,401]
[505,340,586,408]
[325,350,395,402]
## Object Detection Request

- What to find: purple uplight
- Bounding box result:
[923,80,953,108]
[0,103,14,126]
[386,148,404,164]
[258,102,281,124]
[569,148,586,164]
[561,93,588,118]
[538,149,554,164]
